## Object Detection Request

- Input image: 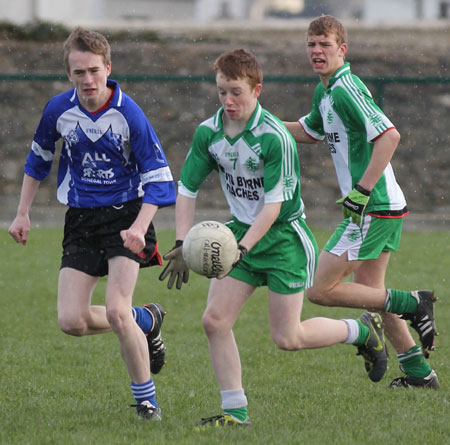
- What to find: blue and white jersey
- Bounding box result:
[25,79,176,208]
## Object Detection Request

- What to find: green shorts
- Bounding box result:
[227,217,318,294]
[324,215,403,261]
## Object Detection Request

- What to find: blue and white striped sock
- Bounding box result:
[131,378,157,406]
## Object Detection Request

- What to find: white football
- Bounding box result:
[182,221,238,278]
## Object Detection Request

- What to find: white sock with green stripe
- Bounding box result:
[221,389,248,422]
[341,319,360,344]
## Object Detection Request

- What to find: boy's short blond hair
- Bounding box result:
[213,49,263,90]
[63,27,111,71]
[307,15,347,47]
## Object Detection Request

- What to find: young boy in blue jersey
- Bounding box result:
[284,15,438,389]
[8,27,176,419]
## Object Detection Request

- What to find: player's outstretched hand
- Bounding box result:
[159,240,189,290]
[336,184,371,227]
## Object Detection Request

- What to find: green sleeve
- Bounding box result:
[179,125,216,193]
[332,84,367,131]
[303,85,325,136]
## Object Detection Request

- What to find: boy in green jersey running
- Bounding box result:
[160,49,391,429]
[284,15,438,389]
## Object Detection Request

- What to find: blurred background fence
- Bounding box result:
[1,22,449,231]
[3,72,449,106]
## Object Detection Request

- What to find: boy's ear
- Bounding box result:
[254,83,262,97]
[339,43,348,58]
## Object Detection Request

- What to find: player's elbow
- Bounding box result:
[390,128,401,145]
[379,128,401,149]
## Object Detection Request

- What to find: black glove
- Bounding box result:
[336,184,371,227]
[216,244,248,279]
[158,240,189,290]
[234,244,248,267]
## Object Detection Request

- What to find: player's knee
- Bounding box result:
[58,316,87,337]
[105,306,127,333]
[202,311,218,335]
[272,333,301,351]
[306,285,333,306]
[305,285,320,303]
[202,310,229,337]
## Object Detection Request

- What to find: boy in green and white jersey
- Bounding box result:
[160,49,390,428]
[179,101,304,227]
[301,62,407,215]
[285,15,438,389]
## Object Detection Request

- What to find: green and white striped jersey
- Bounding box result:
[179,102,304,225]
[300,63,407,214]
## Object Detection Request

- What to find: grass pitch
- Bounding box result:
[0,227,448,444]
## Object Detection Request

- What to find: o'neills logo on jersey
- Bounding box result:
[224,172,263,201]
[86,128,103,135]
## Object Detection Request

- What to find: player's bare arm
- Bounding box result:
[238,201,281,251]
[175,194,196,240]
[120,202,158,254]
[358,128,401,191]
[8,174,41,245]
[284,121,317,144]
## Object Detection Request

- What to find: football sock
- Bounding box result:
[341,319,359,344]
[352,319,370,346]
[398,345,432,378]
[224,407,248,422]
[131,378,158,406]
[384,289,418,315]
[221,389,248,421]
[132,306,153,333]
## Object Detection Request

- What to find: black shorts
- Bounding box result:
[61,199,162,277]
